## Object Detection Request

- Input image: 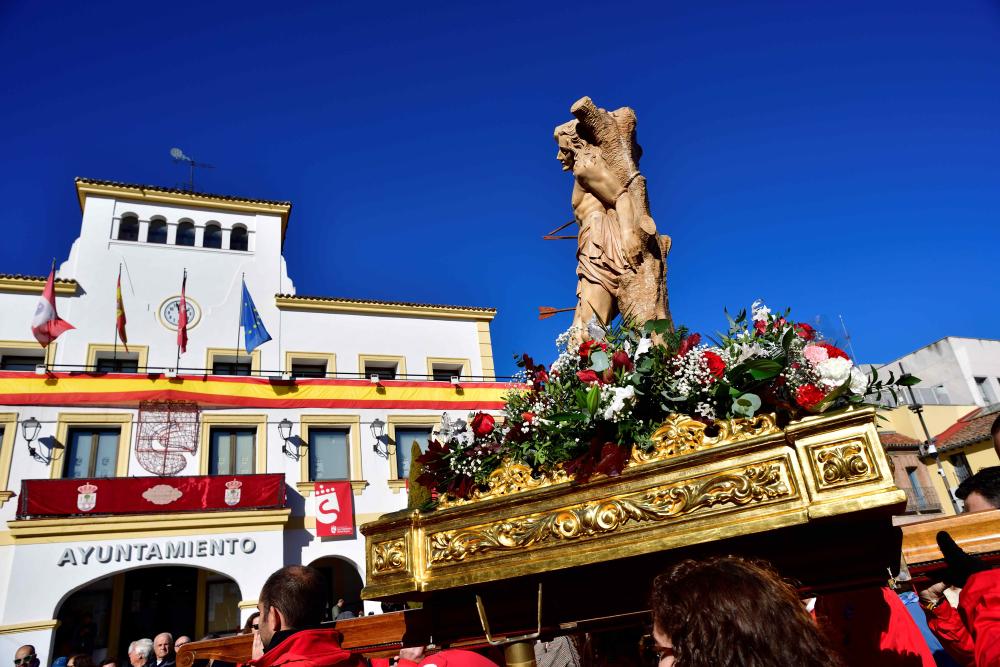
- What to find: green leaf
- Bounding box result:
[644,319,672,335]
[590,350,610,372]
[586,386,601,416]
[549,412,587,422]
[896,373,921,387]
[745,359,783,380]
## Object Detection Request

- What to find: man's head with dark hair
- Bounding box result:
[955,466,1000,512]
[256,565,328,648]
[991,414,1000,459]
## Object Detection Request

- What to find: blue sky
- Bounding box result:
[1,1,998,376]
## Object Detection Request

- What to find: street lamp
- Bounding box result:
[21,417,41,457]
[278,418,294,456]
[371,418,392,458]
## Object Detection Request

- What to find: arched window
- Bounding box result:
[148,218,168,244]
[176,220,195,247]
[230,225,248,251]
[204,223,222,249]
[118,214,139,242]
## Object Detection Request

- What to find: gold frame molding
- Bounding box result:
[386,415,441,491]
[86,343,150,371]
[0,276,76,296]
[297,414,366,496]
[0,413,17,506]
[50,413,133,479]
[476,322,495,380]
[0,619,61,634]
[198,414,268,475]
[425,357,471,381]
[276,296,495,321]
[358,354,407,380]
[205,348,261,375]
[0,339,56,366]
[284,351,337,376]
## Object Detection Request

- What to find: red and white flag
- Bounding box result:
[31,265,74,347]
[314,481,355,537]
[177,270,188,354]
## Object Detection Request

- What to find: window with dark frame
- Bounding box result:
[95,357,140,373]
[176,221,196,247]
[212,360,252,376]
[393,427,433,479]
[364,362,397,381]
[118,215,139,241]
[431,364,463,382]
[230,226,249,251]
[308,428,350,481]
[204,224,223,249]
[0,354,44,371]
[148,219,168,244]
[209,427,256,475]
[64,427,120,478]
[291,361,327,378]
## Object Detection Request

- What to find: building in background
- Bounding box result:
[872,337,1000,524]
[0,178,507,662]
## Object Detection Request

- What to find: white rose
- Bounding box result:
[817,357,853,389]
[603,386,636,420]
[849,366,868,394]
[634,336,653,359]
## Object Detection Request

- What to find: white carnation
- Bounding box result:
[849,367,868,394]
[602,386,636,420]
[634,336,653,359]
[817,357,853,389]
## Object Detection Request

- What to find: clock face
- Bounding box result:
[158,296,201,330]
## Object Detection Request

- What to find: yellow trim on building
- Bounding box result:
[0,412,17,504]
[0,339,56,365]
[0,276,77,296]
[76,180,291,240]
[276,296,495,321]
[86,343,150,371]
[0,619,60,635]
[7,508,291,543]
[425,357,471,380]
[284,351,337,375]
[358,354,406,379]
[198,414,268,475]
[476,321,495,380]
[385,414,441,486]
[298,415,363,495]
[205,347,262,375]
[51,413,133,479]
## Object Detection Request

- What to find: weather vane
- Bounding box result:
[170,147,215,192]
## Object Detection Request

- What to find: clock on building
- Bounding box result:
[158,296,201,330]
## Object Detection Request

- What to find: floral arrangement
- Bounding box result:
[416,301,917,502]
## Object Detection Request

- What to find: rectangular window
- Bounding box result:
[212,361,252,376]
[394,428,432,479]
[431,364,464,382]
[96,357,139,373]
[209,428,256,475]
[206,578,241,633]
[951,453,973,484]
[291,362,327,378]
[0,354,44,371]
[65,428,120,478]
[975,377,997,404]
[364,362,397,381]
[309,428,350,481]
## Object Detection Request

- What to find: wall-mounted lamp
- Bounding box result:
[369,374,381,385]
[21,416,41,456]
[278,418,294,456]
[371,417,392,458]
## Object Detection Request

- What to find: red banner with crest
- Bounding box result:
[18,473,286,518]
[313,481,355,537]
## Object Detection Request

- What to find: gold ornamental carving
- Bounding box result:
[632,413,779,465]
[428,462,791,564]
[813,441,873,488]
[438,460,571,509]
[372,538,407,574]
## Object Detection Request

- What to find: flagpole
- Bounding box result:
[236,273,244,366]
[47,258,56,372]
[176,268,185,372]
[113,264,121,365]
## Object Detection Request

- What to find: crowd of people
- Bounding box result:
[11,465,1000,667]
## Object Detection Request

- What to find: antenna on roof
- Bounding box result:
[170,147,215,192]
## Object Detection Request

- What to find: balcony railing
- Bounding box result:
[901,485,942,514]
[17,473,286,519]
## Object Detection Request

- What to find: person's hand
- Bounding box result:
[918,581,947,609]
[251,631,264,661]
[398,647,425,661]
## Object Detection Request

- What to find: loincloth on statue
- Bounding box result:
[576,208,628,295]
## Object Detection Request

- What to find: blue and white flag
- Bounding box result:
[240,279,272,353]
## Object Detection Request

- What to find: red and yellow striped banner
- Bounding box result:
[0,372,516,410]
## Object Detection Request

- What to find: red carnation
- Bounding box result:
[470,412,495,437]
[795,323,815,340]
[578,339,607,361]
[576,369,600,384]
[795,384,826,410]
[703,351,725,379]
[611,349,634,372]
[522,412,535,423]
[754,320,767,335]
[677,333,702,357]
[816,342,848,360]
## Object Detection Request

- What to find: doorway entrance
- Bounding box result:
[55,566,240,662]
[309,557,364,620]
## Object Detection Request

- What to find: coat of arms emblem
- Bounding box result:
[225,479,243,506]
[77,483,98,512]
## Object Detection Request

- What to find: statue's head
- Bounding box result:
[554,120,584,171]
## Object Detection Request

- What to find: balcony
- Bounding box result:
[16,473,286,519]
[901,485,942,514]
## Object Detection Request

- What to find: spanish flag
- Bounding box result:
[116,267,128,352]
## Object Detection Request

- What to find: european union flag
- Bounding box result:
[240,280,272,353]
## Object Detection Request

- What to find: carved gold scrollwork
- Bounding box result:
[438,460,571,509]
[632,413,779,465]
[814,441,872,487]
[429,462,791,564]
[372,538,407,574]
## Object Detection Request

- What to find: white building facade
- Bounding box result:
[875,337,1000,408]
[0,178,506,663]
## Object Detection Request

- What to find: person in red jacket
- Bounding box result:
[920,532,1000,666]
[248,565,364,667]
[371,647,498,667]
